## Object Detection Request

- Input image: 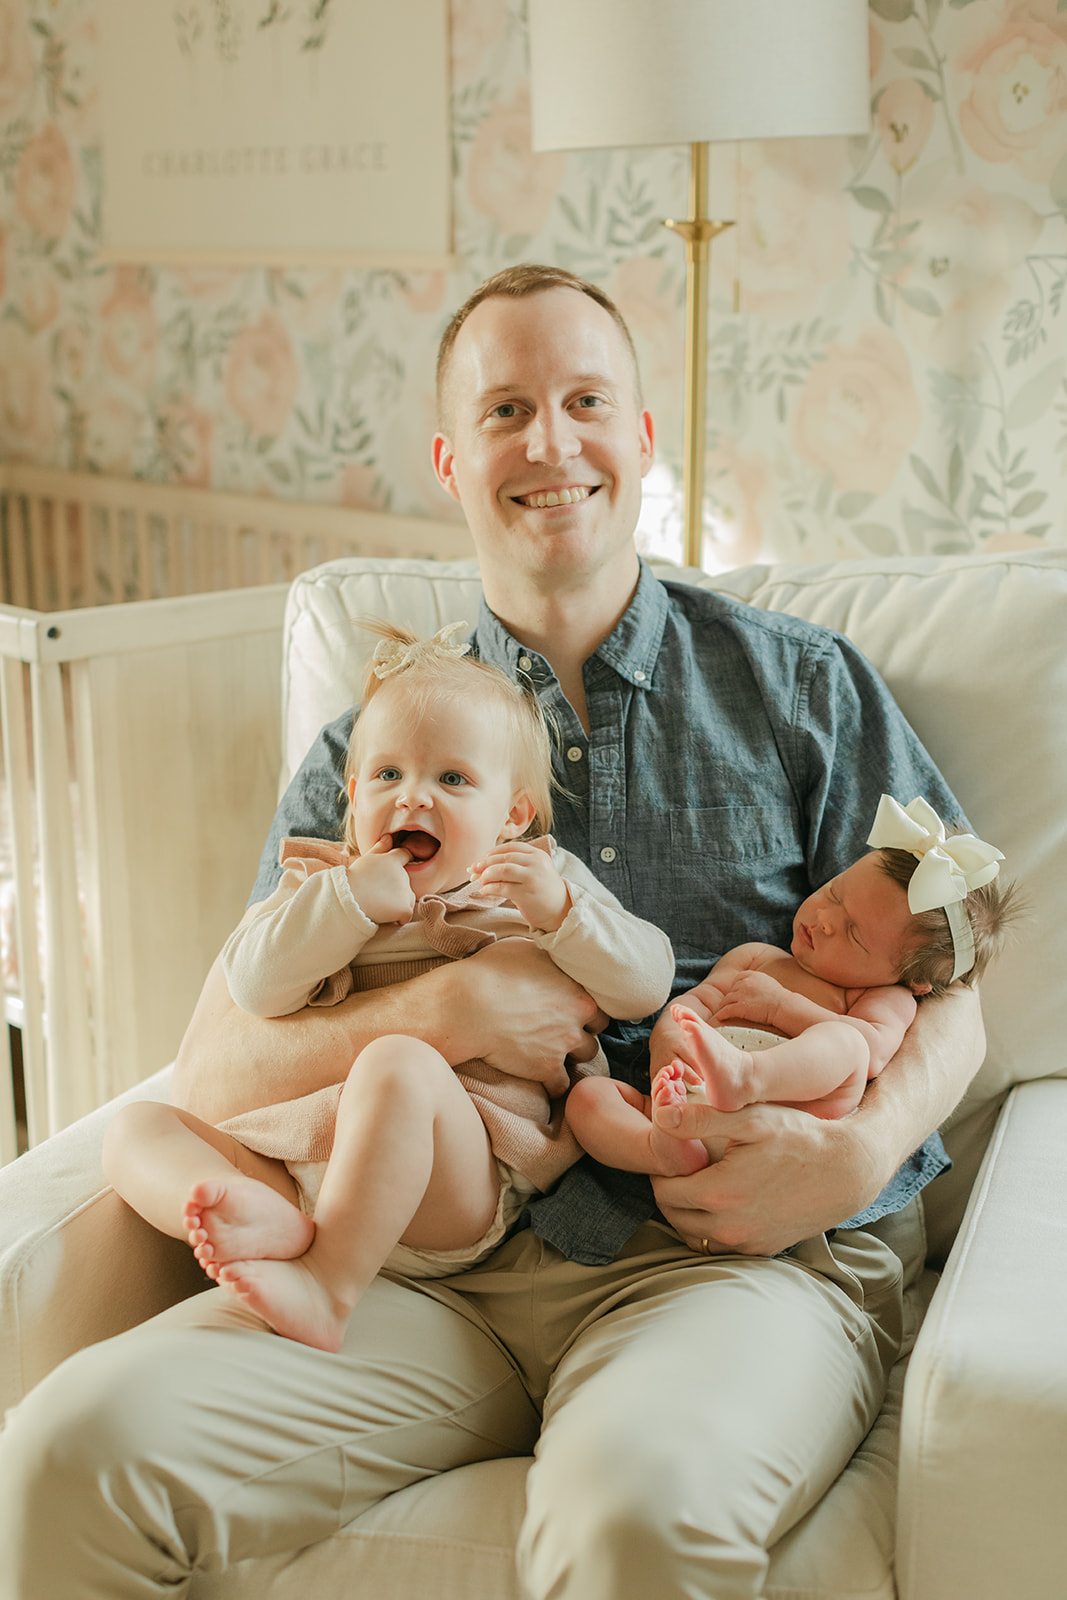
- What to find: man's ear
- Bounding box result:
[432,434,462,502]
[638,407,655,478]
[499,792,537,840]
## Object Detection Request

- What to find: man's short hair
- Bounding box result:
[435,264,643,427]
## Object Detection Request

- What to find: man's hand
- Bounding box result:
[650,1099,881,1257]
[459,938,606,1098]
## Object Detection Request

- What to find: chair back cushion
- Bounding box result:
[281,549,1067,1248]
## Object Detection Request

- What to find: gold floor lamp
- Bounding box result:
[528,0,871,569]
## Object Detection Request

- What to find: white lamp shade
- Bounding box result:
[529,0,871,151]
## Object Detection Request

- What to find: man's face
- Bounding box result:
[432,287,654,596]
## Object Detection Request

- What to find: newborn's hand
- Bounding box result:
[347,837,416,926]
[470,840,571,932]
[715,970,782,1028]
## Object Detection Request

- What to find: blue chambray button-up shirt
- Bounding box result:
[251,561,959,1264]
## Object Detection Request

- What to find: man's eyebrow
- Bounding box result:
[474,372,617,404]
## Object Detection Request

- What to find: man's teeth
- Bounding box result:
[521,487,591,508]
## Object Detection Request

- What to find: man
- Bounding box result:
[0,266,984,1599]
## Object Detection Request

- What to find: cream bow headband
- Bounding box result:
[371,621,471,680]
[866,794,1004,981]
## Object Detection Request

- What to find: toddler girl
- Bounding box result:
[567,794,1020,1178]
[103,622,674,1350]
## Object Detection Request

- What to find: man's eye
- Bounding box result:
[490,403,518,419]
[574,394,604,409]
[440,771,467,787]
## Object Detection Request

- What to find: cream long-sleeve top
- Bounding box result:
[218,836,674,1192]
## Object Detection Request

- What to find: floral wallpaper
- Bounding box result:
[1,0,1066,568]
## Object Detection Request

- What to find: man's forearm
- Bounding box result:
[842,983,986,1194]
[171,954,491,1124]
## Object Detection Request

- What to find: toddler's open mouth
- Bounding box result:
[392,829,440,861]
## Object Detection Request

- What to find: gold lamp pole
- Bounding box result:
[663,142,734,570]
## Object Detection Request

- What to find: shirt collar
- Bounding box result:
[473,559,669,689]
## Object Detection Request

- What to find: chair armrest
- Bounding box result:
[897,1078,1067,1600]
[0,1066,206,1413]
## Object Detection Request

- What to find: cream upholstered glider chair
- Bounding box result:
[2,547,1066,1600]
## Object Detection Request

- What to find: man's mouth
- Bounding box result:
[392,829,440,862]
[513,486,597,508]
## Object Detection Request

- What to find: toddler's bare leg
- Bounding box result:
[102,1101,313,1272]
[566,1074,708,1178]
[218,1035,501,1352]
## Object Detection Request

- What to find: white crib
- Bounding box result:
[0,466,472,1161]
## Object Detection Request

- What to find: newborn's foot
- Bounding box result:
[184,1177,314,1276]
[646,1062,711,1176]
[672,1005,757,1112]
[216,1256,350,1353]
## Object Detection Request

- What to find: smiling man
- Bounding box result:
[0,266,986,1600]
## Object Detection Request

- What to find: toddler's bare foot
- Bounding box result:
[672,1005,757,1112]
[646,1062,710,1176]
[216,1256,350,1353]
[184,1177,314,1276]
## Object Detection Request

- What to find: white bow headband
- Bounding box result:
[371,621,470,680]
[866,795,1004,981]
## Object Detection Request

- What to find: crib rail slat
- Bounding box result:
[0,658,47,1147]
[30,660,96,1134]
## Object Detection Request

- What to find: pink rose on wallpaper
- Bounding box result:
[791,325,920,495]
[100,269,159,395]
[400,272,447,316]
[338,463,387,511]
[0,0,33,119]
[86,393,140,475]
[705,441,772,568]
[898,180,1042,371]
[450,0,507,74]
[735,141,852,320]
[957,0,1067,182]
[467,88,566,236]
[0,322,57,461]
[22,275,60,333]
[877,80,935,174]
[174,267,243,302]
[15,123,76,242]
[162,403,213,488]
[224,312,299,439]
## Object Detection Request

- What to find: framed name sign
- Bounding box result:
[98,1,452,266]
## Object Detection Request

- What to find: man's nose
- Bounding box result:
[526,407,581,466]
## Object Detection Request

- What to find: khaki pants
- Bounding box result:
[0,1212,911,1600]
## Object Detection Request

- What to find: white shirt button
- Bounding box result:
[633,669,646,682]
[518,655,533,671]
[599,846,617,863]
[566,746,583,763]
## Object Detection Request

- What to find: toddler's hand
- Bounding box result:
[347,836,416,926]
[470,840,571,932]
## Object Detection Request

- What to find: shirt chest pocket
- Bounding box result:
[666,804,803,956]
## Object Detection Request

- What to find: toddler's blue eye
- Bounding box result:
[378,767,402,782]
[440,771,467,787]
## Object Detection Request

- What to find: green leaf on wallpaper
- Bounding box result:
[558,195,584,235]
[1011,491,1047,518]
[895,48,936,72]
[948,444,963,507]
[948,0,981,8]
[870,0,914,19]
[851,186,892,213]
[910,454,944,503]
[853,522,899,554]
[903,506,958,536]
[928,0,943,27]
[1004,360,1066,431]
[1025,523,1052,539]
[899,287,941,317]
[836,492,877,519]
